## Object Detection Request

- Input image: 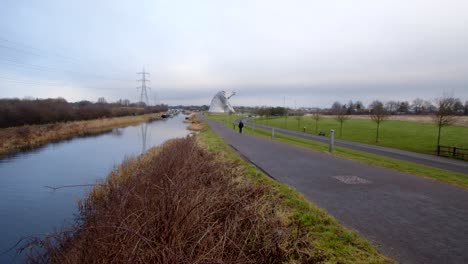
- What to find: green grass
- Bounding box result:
[199,122,393,263]
[206,113,468,189]
[252,116,468,155]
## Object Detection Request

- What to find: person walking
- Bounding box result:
[238,120,244,134]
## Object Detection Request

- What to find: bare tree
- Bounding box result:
[453,99,464,114]
[432,97,458,147]
[294,112,304,130]
[412,98,424,114]
[369,100,388,143]
[398,101,409,113]
[331,101,342,113]
[385,101,399,114]
[355,100,364,113]
[334,107,350,138]
[311,110,321,134]
[422,100,436,114]
[97,97,107,104]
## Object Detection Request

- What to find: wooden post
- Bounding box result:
[437,145,441,156]
[453,147,457,158]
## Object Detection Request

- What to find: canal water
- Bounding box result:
[0,114,190,262]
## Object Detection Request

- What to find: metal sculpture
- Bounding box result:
[208,91,236,113]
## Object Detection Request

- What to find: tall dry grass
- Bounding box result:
[185,113,204,131]
[0,114,162,157]
[23,136,314,263]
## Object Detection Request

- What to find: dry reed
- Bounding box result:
[0,114,162,157]
[23,136,314,263]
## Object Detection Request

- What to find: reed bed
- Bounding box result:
[185,113,204,131]
[0,114,161,157]
[23,136,314,263]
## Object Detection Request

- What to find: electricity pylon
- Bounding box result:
[137,68,150,105]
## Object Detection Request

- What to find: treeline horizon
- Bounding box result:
[0,97,168,128]
[234,97,468,116]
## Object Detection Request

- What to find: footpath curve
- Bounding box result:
[208,119,468,264]
[244,120,468,175]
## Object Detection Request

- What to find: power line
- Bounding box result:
[0,36,132,78]
[0,58,134,82]
[137,68,150,105]
[0,37,82,64]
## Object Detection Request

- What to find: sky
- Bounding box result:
[1,0,467,108]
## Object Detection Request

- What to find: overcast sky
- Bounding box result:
[1,0,467,107]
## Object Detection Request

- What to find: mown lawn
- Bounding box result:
[252,116,468,154]
[205,113,468,189]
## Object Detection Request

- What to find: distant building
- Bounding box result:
[208,91,236,113]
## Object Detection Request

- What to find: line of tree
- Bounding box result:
[0,97,168,128]
[327,98,467,115]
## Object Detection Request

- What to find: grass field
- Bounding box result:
[205,113,468,189]
[252,116,468,154]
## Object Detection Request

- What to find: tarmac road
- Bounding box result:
[208,119,468,264]
[245,120,468,175]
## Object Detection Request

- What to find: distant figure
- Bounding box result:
[238,121,244,134]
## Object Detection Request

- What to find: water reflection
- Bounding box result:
[111,128,124,137]
[0,115,189,263]
[141,122,148,153]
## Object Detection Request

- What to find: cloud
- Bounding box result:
[1,0,467,106]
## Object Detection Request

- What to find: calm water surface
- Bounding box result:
[0,115,190,262]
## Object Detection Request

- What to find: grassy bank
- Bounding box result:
[184,112,204,131]
[24,124,392,263]
[0,113,162,157]
[206,113,468,188]
[253,116,468,154]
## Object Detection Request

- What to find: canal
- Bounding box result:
[0,114,190,262]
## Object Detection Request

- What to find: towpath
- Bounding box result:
[244,120,468,175]
[207,119,468,264]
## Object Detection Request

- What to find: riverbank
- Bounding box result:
[0,113,162,157]
[184,112,204,131]
[24,121,392,263]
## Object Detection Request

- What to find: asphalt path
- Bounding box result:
[244,120,468,175]
[208,119,468,264]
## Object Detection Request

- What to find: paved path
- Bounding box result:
[245,120,468,175]
[208,119,468,264]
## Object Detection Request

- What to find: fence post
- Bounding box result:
[437,145,440,156]
[303,126,306,133]
[329,129,335,153]
[453,147,457,158]
[272,128,275,139]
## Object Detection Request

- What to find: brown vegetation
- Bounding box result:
[185,113,204,131]
[24,137,314,263]
[0,98,168,128]
[0,114,162,157]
